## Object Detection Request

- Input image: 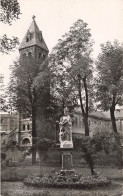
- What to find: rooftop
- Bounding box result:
[19,16,49,51]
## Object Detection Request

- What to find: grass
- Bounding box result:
[1,181,123,196]
[1,165,123,196]
[1,165,123,181]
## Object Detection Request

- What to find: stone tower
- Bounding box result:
[19,16,51,138]
[18,17,54,140]
[19,16,49,60]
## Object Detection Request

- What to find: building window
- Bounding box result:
[39,53,41,59]
[27,123,30,130]
[42,54,45,60]
[28,52,32,57]
[22,138,30,145]
[26,37,29,42]
[11,119,14,127]
[22,124,25,131]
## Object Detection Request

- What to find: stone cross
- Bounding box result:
[32,15,36,20]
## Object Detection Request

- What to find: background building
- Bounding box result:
[73,108,123,138]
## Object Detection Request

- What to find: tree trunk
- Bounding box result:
[84,148,95,175]
[78,76,90,136]
[18,112,21,145]
[110,107,117,133]
[32,106,37,164]
[77,75,95,172]
[83,114,89,136]
[110,105,122,168]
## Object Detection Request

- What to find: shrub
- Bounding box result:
[23,172,111,189]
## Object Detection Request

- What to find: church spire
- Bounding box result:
[32,15,36,20]
[19,17,49,52]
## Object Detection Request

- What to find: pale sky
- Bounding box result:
[0,0,123,86]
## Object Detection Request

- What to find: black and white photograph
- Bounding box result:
[0,0,123,195]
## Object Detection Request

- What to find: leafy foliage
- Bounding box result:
[95,40,123,136]
[0,0,21,24]
[0,0,21,54]
[95,41,123,110]
[0,74,8,111]
[9,55,50,116]
[74,125,116,155]
[50,19,94,136]
[0,34,19,54]
[24,173,111,188]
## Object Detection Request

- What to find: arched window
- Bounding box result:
[26,37,29,42]
[22,138,30,145]
[27,123,30,130]
[28,52,32,57]
[22,124,25,131]
[42,54,45,60]
[22,53,26,59]
[39,53,41,59]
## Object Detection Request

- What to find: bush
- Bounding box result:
[23,172,111,189]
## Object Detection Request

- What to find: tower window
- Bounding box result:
[42,54,45,60]
[26,37,29,42]
[39,53,41,59]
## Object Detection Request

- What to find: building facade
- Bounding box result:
[0,111,19,145]
[73,108,123,138]
[1,108,123,147]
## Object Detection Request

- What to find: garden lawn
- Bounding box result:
[1,181,123,196]
[1,165,123,181]
[1,166,123,196]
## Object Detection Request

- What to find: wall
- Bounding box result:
[72,111,122,137]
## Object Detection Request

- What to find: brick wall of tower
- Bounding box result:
[19,46,48,61]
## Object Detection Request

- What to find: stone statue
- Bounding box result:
[59,107,73,148]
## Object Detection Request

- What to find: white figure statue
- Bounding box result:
[59,107,73,148]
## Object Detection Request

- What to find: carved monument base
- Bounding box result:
[60,148,75,175]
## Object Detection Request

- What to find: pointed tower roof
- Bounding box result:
[19,16,49,51]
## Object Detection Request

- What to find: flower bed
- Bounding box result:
[23,172,111,189]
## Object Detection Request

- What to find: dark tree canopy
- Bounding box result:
[9,55,50,116]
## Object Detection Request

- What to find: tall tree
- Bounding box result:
[50,19,94,135]
[50,19,96,174]
[0,0,21,53]
[9,54,50,164]
[96,41,123,134]
[70,56,94,136]
[95,41,123,167]
[50,54,78,119]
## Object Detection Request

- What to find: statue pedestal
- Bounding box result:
[60,148,74,175]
